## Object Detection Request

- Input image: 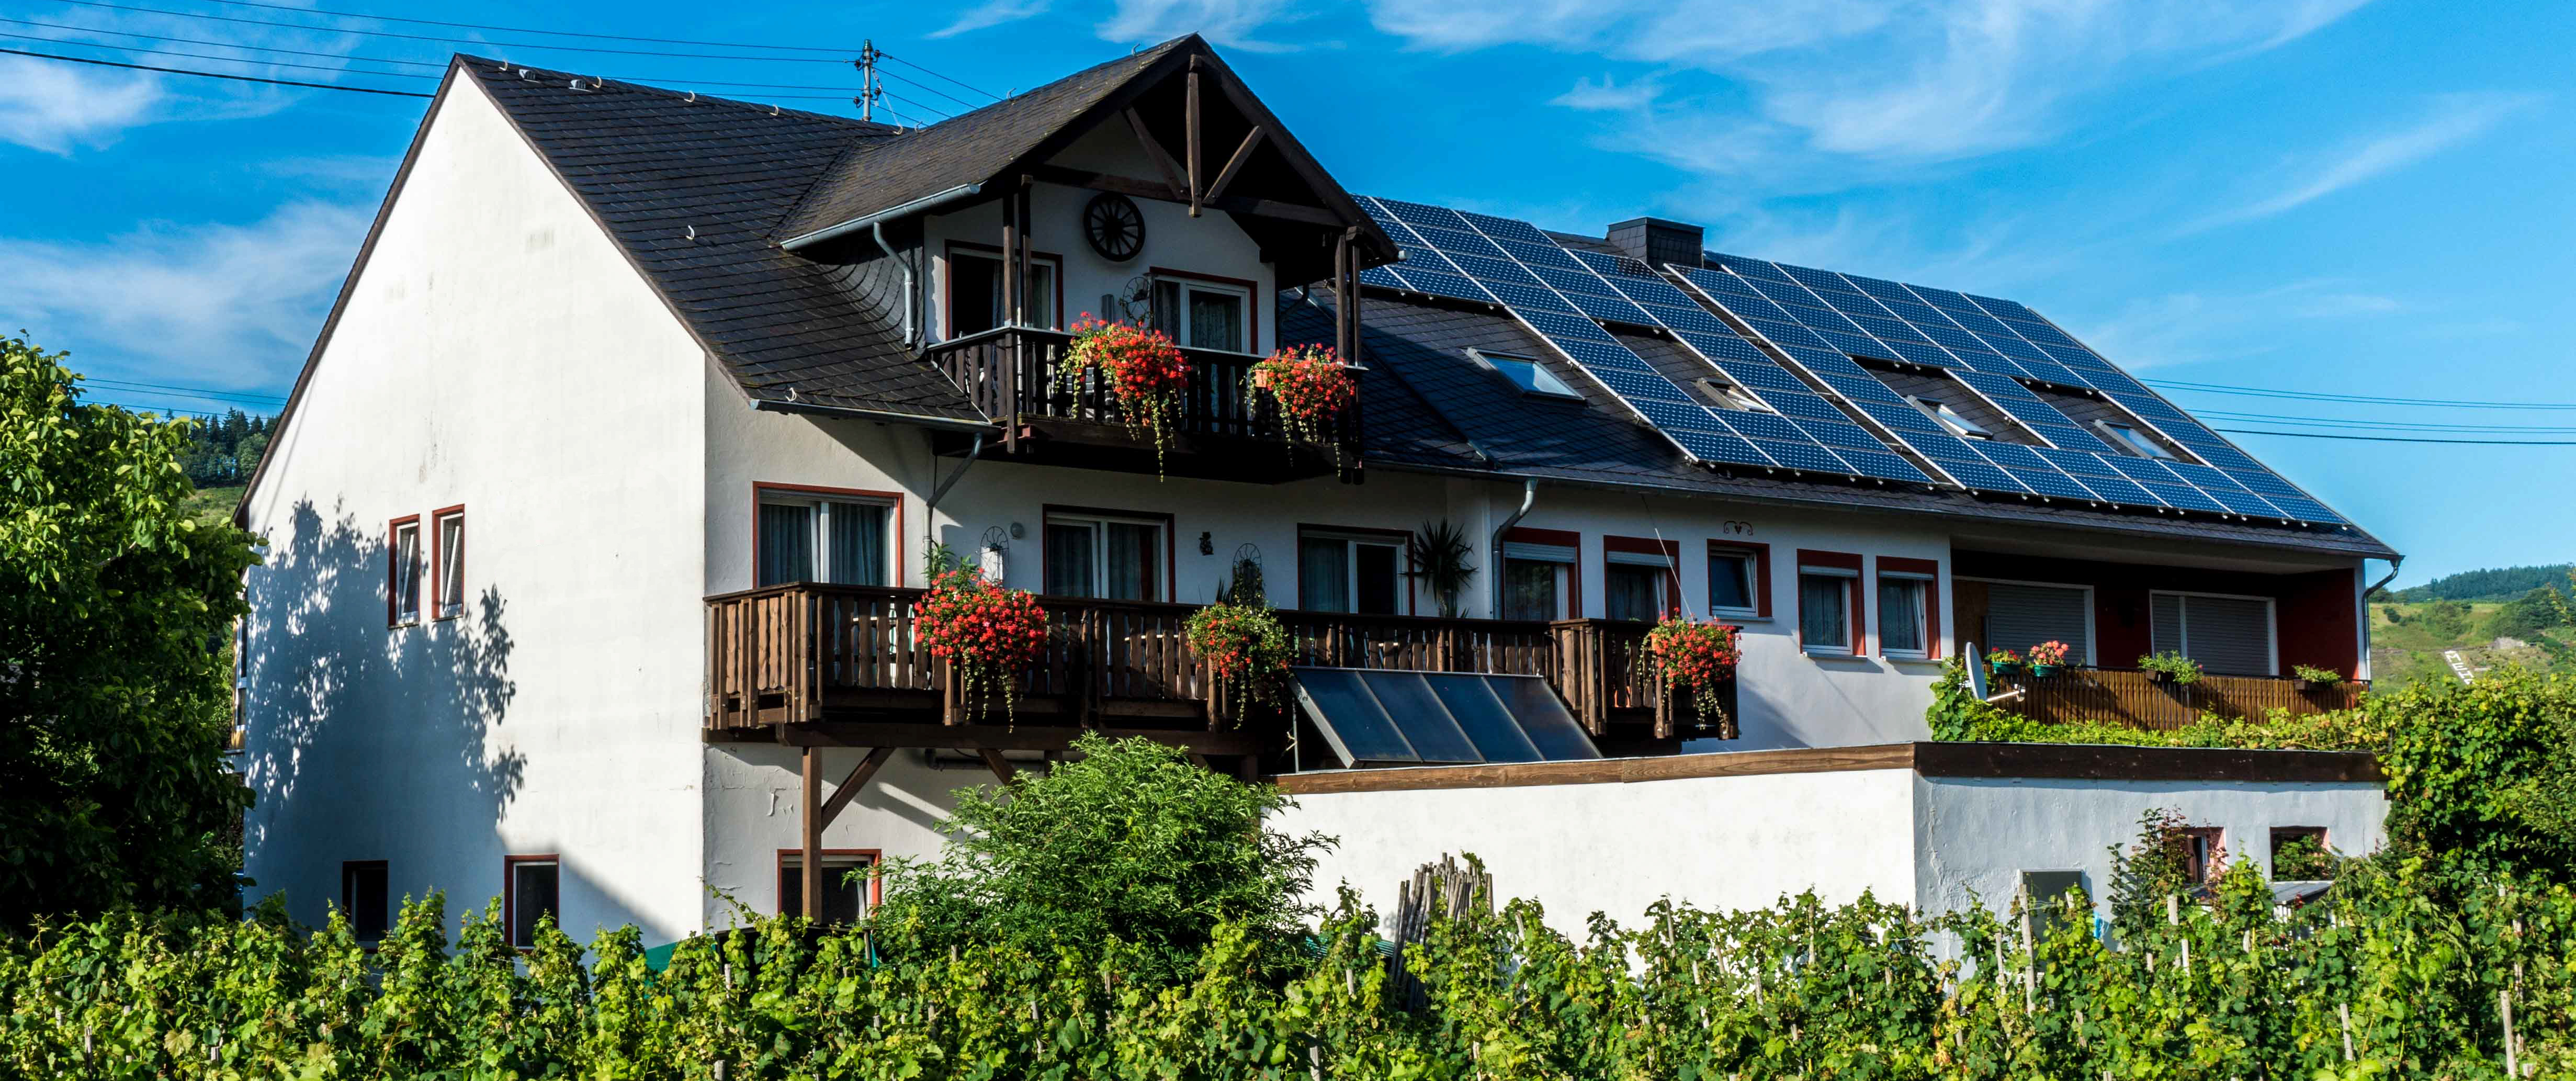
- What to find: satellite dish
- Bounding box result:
[1965,641,1988,699]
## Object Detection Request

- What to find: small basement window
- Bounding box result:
[341,861,388,944]
[505,855,560,950]
[779,850,875,925]
[2097,420,2177,459]
[1908,396,1989,440]
[1474,351,1580,399]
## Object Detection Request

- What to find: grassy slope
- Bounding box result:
[2370,600,2570,690]
[182,485,244,528]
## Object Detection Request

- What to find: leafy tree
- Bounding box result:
[2104,807,2197,941]
[0,335,257,924]
[2394,563,2576,603]
[2417,598,2473,639]
[2483,584,2572,641]
[869,733,1331,979]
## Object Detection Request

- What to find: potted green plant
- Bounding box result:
[2139,650,2203,686]
[2291,663,2342,692]
[1405,519,1477,618]
[2027,639,2070,678]
[1986,648,2024,677]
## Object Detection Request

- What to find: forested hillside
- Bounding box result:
[2392,564,2576,602]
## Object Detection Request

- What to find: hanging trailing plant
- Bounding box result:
[1246,343,1357,465]
[1058,313,1191,478]
[1184,600,1294,716]
[1646,616,1741,725]
[914,545,1049,725]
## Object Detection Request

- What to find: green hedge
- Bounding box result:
[3,863,2570,1079]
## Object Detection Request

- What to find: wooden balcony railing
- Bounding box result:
[925,327,1363,475]
[1989,667,2367,730]
[705,584,1693,737]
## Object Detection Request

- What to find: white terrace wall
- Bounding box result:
[1912,774,2388,917]
[239,74,710,944]
[1274,760,2390,934]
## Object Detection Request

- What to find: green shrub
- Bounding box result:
[871,734,1331,980]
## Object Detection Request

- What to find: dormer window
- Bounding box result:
[2097,420,2177,459]
[1473,350,1580,399]
[1908,396,1989,440]
[1150,273,1251,352]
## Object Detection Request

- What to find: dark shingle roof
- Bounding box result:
[461,57,984,420]
[776,39,1193,243]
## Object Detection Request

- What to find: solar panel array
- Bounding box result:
[1685,255,2345,524]
[1353,194,2347,527]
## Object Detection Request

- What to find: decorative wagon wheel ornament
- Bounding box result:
[1083,192,1145,262]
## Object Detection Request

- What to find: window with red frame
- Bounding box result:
[388,515,422,626]
[431,506,465,621]
[1795,550,1864,655]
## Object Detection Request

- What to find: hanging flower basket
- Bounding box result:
[1246,343,1357,465]
[1184,600,1293,719]
[1057,314,1191,479]
[915,558,1049,726]
[1646,617,1741,727]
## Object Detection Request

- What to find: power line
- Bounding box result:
[2190,410,2576,435]
[877,67,978,112]
[2148,378,2576,411]
[2213,428,2576,446]
[0,30,437,79]
[0,44,429,95]
[880,51,998,100]
[190,0,862,53]
[876,86,952,121]
[48,0,854,63]
[83,378,286,404]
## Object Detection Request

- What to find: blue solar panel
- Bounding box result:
[2221,468,2305,498]
[1821,373,1907,404]
[1375,196,1468,230]
[1719,410,1805,442]
[1633,398,1731,434]
[1860,401,1944,433]
[1522,309,1610,342]
[2009,468,2099,501]
[1849,313,1926,343]
[1912,322,1989,353]
[1671,429,1777,467]
[1814,329,1901,362]
[1390,268,1493,303]
[1835,448,1936,484]
[1555,338,1656,371]
[1445,252,1542,287]
[1750,438,1854,473]
[2067,471,2156,505]
[2259,493,2346,524]
[1772,391,1858,422]
[2140,482,2228,514]
[1882,339,1962,367]
[1975,442,2053,471]
[1411,224,1507,260]
[1644,304,1729,336]
[1480,281,1574,312]
[2033,425,2118,455]
[1778,264,1851,292]
[1939,459,2031,494]
[1954,369,2040,400]
[1724,362,1810,393]
[1459,209,1551,244]
[2033,446,2118,477]
[2203,486,2287,517]
[1798,418,1886,451]
[1358,266,1404,290]
[1588,366,1695,404]
[1496,239,1585,271]
[1565,290,1654,325]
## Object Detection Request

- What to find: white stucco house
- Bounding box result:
[236,37,2396,947]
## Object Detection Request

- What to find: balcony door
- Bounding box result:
[1149,273,1251,352]
[948,245,1059,336]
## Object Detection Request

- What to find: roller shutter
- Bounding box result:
[1985,583,2090,665]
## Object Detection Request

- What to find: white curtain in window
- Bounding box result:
[1188,289,1241,351]
[1044,524,1095,597]
[1106,522,1158,601]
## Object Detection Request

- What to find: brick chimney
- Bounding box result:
[1606,217,1705,271]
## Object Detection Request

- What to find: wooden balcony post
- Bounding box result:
[1335,230,1353,361]
[1185,55,1202,217]
[800,745,823,921]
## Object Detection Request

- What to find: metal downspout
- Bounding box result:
[1489,479,1539,618]
[873,220,913,347]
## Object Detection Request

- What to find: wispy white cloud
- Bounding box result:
[0,61,166,154]
[2067,278,2406,370]
[0,201,369,389]
[1552,74,1659,112]
[2184,93,2538,232]
[1097,0,1308,51]
[1368,0,2378,185]
[931,0,1053,38]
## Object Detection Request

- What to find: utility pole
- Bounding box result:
[854,40,880,121]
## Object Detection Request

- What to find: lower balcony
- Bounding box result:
[704,584,1720,766]
[1986,667,2367,730]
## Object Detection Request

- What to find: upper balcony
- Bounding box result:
[704,583,1712,765]
[925,327,1364,484]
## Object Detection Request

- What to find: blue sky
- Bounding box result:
[1,0,2567,586]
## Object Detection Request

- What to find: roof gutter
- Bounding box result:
[778,183,984,252]
[2363,555,2404,599]
[750,396,998,433]
[1489,479,1539,617]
